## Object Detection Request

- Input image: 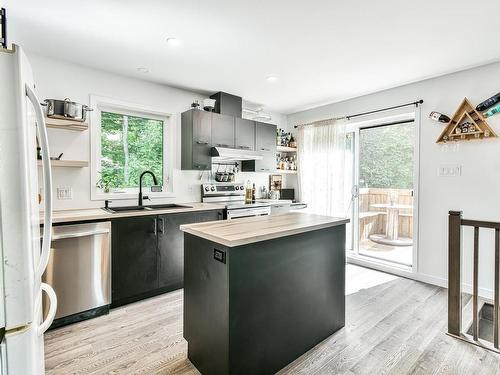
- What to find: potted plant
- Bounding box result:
[96,169,119,193]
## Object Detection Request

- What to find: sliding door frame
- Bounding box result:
[345,108,421,278]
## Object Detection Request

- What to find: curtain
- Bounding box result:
[297,118,350,217]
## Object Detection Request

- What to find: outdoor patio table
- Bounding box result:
[370,203,413,242]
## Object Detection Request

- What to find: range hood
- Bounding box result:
[211,147,264,162]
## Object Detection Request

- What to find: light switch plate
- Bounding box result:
[57,187,73,200]
[438,164,461,177]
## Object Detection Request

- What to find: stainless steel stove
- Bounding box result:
[201,183,271,219]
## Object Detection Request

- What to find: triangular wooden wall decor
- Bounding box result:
[436,98,498,143]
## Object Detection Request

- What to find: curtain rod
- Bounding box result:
[294,99,423,128]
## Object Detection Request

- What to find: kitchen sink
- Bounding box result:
[103,206,151,213]
[145,204,193,210]
[103,204,193,213]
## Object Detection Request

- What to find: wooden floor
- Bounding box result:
[45,265,500,374]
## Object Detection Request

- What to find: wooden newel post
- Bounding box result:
[448,210,462,336]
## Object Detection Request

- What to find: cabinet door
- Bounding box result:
[235,118,255,150]
[255,122,277,152]
[255,151,276,173]
[157,210,223,290]
[211,113,235,148]
[192,110,212,170]
[112,216,158,303]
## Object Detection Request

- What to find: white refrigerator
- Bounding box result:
[0,45,57,374]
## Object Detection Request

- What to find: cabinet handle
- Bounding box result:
[196,140,209,145]
[260,168,270,171]
[158,217,164,234]
[260,148,271,151]
[153,218,157,236]
[237,145,251,149]
[216,143,229,148]
[194,164,207,169]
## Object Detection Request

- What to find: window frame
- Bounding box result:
[90,95,175,201]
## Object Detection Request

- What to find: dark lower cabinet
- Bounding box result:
[111,216,159,306]
[112,210,223,307]
[158,210,223,290]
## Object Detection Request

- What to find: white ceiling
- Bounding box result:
[4,0,500,114]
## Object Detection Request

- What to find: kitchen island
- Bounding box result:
[180,212,348,375]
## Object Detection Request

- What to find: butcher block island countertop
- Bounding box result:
[180,212,349,247]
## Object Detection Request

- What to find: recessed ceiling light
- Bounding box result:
[136,67,149,73]
[266,75,277,82]
[166,37,181,46]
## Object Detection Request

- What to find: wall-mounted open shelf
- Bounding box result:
[277,146,297,152]
[37,160,89,168]
[45,117,89,132]
[437,98,497,143]
[276,169,297,174]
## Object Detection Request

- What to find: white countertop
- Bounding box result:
[41,202,225,224]
[180,212,349,247]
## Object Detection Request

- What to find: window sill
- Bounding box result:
[91,191,176,201]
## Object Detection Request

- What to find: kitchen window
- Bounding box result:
[90,96,173,200]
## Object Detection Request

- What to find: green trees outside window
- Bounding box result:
[99,111,164,191]
[359,122,414,189]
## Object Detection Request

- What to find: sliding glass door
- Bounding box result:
[349,120,415,268]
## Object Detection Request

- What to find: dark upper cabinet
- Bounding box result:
[181,110,212,170]
[111,216,158,305]
[211,112,235,148]
[255,121,277,152]
[157,209,223,290]
[235,118,255,150]
[241,121,277,172]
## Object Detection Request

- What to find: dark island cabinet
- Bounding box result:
[212,112,235,148]
[182,109,212,170]
[112,210,223,307]
[235,118,255,150]
[111,216,159,306]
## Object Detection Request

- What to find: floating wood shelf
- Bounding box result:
[437,98,497,143]
[277,146,297,152]
[37,160,89,168]
[276,169,297,174]
[45,117,89,132]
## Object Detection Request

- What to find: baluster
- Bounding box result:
[472,226,479,341]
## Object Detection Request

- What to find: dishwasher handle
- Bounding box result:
[41,228,110,241]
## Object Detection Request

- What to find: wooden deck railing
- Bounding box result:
[448,210,500,353]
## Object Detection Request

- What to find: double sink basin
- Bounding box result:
[103,204,193,214]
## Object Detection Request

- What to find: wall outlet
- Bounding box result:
[438,164,461,177]
[57,187,73,200]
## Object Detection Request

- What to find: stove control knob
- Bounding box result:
[240,185,244,191]
[211,186,216,191]
[235,186,239,190]
[204,186,210,192]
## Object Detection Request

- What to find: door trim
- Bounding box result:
[347,109,420,273]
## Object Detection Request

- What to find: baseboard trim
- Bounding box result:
[348,257,495,300]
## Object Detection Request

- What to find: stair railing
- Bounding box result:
[448,210,500,353]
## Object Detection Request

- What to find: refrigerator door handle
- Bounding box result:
[36,282,57,335]
[25,84,53,280]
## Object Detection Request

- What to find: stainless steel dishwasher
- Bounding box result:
[42,221,111,327]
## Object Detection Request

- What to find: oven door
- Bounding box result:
[226,206,271,220]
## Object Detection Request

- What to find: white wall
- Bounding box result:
[29,52,287,210]
[287,62,500,297]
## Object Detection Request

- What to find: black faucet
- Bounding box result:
[138,170,158,207]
